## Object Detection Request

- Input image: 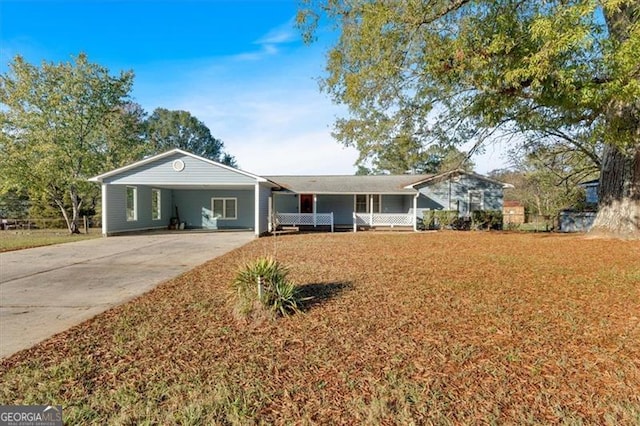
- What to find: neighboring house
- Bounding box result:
[90,149,509,236]
[559,178,599,232]
[502,201,525,225]
[579,179,599,205]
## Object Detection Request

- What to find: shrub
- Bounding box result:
[233,257,301,318]
[423,210,459,230]
[471,210,503,230]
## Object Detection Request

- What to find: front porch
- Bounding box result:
[272,193,420,232]
[273,212,417,232]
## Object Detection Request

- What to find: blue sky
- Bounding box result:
[1,0,507,174]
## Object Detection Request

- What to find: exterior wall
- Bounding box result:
[559,211,596,232]
[381,194,409,213]
[273,193,299,214]
[257,183,271,235]
[103,152,257,185]
[417,175,504,215]
[104,185,172,234]
[172,189,254,229]
[316,195,354,224]
[584,184,599,204]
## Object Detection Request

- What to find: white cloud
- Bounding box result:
[255,19,298,45]
[231,19,298,62]
[136,21,358,175]
[132,18,507,177]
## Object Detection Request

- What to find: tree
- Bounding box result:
[145,108,236,166]
[366,135,474,174]
[298,0,640,238]
[0,54,141,233]
[0,189,30,219]
[491,146,597,218]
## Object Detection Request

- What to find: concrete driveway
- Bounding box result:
[0,231,254,359]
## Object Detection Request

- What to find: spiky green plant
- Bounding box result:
[232,257,300,317]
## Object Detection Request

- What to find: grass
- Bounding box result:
[1,232,639,424]
[0,229,100,252]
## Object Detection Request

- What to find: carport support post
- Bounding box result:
[101,183,108,236]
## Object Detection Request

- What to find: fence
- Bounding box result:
[1,216,94,233]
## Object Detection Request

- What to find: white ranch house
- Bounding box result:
[90,149,508,236]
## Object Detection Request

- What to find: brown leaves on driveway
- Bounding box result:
[1,232,639,424]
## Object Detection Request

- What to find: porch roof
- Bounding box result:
[265,174,433,194]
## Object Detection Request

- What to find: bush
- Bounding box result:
[471,210,503,230]
[233,256,301,318]
[423,210,460,230]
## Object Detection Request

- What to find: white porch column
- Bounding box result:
[413,194,418,232]
[369,195,373,227]
[101,183,108,236]
[313,194,317,227]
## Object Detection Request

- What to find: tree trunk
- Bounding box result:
[69,185,82,234]
[591,0,640,239]
[53,198,74,234]
[589,144,640,238]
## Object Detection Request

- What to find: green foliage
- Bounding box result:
[369,140,475,175]
[233,257,301,317]
[298,1,640,235]
[471,210,504,230]
[145,108,236,166]
[0,189,29,219]
[491,143,598,217]
[0,53,144,233]
[423,210,459,230]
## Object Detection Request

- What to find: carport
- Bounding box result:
[90,149,278,236]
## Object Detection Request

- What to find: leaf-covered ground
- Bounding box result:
[1,232,639,424]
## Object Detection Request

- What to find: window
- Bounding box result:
[355,194,381,213]
[151,189,161,220]
[355,194,368,213]
[469,191,483,212]
[212,198,237,220]
[126,186,137,221]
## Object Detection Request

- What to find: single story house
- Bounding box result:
[89,149,509,236]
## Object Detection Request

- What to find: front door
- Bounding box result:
[300,194,313,213]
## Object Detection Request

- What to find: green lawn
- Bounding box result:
[0,229,100,252]
[1,232,639,424]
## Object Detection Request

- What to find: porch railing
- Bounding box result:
[274,212,334,232]
[353,212,414,231]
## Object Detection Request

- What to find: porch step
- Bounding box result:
[273,226,299,235]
